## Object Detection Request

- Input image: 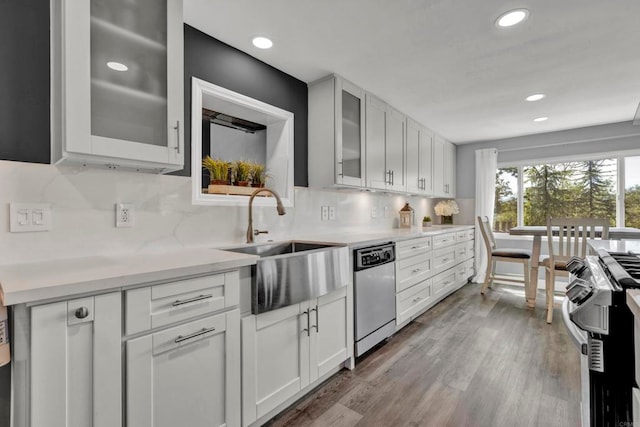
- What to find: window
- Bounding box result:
[625,156,640,228]
[494,168,518,231]
[495,157,623,230]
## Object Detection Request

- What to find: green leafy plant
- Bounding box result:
[250,162,267,187]
[233,160,252,183]
[202,156,230,182]
[423,216,432,222]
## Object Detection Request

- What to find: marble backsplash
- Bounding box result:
[0,160,456,265]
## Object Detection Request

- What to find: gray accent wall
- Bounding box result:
[456,121,640,199]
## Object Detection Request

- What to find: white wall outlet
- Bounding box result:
[9,203,52,232]
[321,206,329,221]
[328,206,336,221]
[371,206,378,218]
[116,203,134,227]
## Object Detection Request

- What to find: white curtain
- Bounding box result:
[473,148,498,283]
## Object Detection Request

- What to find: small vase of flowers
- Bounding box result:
[434,200,459,224]
[422,216,432,227]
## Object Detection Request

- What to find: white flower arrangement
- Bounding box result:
[434,200,460,216]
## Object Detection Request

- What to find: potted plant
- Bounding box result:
[202,156,230,185]
[250,162,267,187]
[233,160,252,186]
[422,216,432,227]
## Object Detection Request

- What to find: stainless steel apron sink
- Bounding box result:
[224,241,350,314]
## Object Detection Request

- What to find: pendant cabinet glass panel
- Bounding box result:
[52,0,184,172]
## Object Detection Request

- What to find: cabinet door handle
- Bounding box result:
[172,294,213,307]
[175,326,216,343]
[390,170,394,185]
[75,307,90,319]
[310,305,319,332]
[386,170,392,184]
[173,120,180,154]
[337,161,344,177]
[302,309,310,336]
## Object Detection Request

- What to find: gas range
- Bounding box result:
[564,249,640,426]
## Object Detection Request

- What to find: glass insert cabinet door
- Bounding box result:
[57,0,183,170]
[91,0,168,147]
[336,80,366,187]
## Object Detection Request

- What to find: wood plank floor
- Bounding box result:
[266,283,581,427]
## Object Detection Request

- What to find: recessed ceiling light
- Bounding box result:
[533,117,548,122]
[107,61,128,71]
[496,9,529,28]
[252,36,273,49]
[526,93,546,102]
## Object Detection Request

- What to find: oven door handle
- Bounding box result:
[562,297,588,355]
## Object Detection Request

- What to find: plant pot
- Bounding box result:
[210,179,227,185]
[252,183,265,188]
[423,221,432,227]
[441,215,453,225]
[235,181,250,187]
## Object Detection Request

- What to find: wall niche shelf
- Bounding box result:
[191,77,294,207]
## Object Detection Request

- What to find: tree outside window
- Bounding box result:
[495,159,618,228]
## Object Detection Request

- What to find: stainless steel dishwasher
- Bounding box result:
[353,242,396,357]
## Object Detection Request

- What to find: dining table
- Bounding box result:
[508,226,640,306]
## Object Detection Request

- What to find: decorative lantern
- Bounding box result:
[399,202,414,229]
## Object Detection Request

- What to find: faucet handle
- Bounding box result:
[254,229,269,236]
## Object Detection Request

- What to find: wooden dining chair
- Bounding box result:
[543,217,609,323]
[477,216,532,301]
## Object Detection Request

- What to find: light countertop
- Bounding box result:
[0,225,474,306]
[0,248,258,306]
[590,239,640,254]
[292,225,474,249]
[627,289,640,320]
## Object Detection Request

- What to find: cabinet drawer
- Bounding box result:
[396,278,432,325]
[455,263,469,284]
[126,270,239,335]
[455,228,475,242]
[151,311,227,355]
[455,240,475,262]
[396,237,432,259]
[396,253,433,292]
[432,232,456,249]
[432,247,456,275]
[433,270,456,297]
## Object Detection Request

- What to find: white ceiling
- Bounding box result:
[184,0,640,144]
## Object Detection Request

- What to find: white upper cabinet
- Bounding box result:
[406,118,433,195]
[51,0,184,173]
[365,95,406,192]
[433,134,456,197]
[308,75,366,188]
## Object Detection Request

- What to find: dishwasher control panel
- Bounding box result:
[355,243,396,271]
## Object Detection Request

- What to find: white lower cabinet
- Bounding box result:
[126,309,240,427]
[242,286,352,426]
[395,227,475,330]
[30,292,122,427]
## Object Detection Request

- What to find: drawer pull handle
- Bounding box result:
[443,281,451,285]
[175,326,216,343]
[412,268,422,273]
[75,307,90,319]
[172,294,213,307]
[442,258,450,262]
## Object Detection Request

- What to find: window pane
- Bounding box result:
[494,167,518,232]
[625,156,640,228]
[523,160,616,226]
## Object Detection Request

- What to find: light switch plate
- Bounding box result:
[371,206,378,219]
[9,203,52,232]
